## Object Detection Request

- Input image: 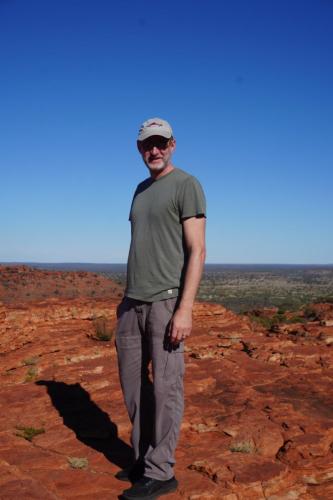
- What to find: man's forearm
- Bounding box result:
[178,247,206,311]
[169,216,206,343]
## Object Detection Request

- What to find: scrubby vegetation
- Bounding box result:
[196,266,333,312]
[104,265,333,313]
[15,426,45,441]
[92,316,114,341]
[68,457,89,469]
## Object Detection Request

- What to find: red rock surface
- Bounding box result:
[0,265,123,303]
[0,271,333,498]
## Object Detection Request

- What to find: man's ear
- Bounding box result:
[170,138,176,152]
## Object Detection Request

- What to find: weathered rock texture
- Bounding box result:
[0,265,123,303]
[0,271,333,498]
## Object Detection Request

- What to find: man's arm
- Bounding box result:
[170,216,206,344]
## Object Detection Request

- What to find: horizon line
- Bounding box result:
[1,261,333,267]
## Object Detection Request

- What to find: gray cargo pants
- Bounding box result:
[115,296,184,481]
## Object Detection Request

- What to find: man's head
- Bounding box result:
[137,117,176,178]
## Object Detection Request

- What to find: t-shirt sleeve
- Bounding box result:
[128,188,138,221]
[178,176,206,220]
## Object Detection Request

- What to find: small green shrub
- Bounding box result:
[68,457,89,469]
[15,426,45,441]
[22,357,38,366]
[303,307,319,321]
[249,313,285,330]
[230,440,255,453]
[286,315,305,324]
[25,366,38,382]
[249,315,275,329]
[92,316,114,341]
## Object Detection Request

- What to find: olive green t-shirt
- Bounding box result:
[125,168,206,302]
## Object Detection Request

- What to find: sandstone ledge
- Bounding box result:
[0,298,333,499]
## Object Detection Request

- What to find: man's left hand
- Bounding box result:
[169,308,192,344]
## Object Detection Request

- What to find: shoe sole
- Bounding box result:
[122,479,178,500]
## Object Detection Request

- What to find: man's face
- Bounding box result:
[137,135,176,174]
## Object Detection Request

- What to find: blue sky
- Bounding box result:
[1,0,332,264]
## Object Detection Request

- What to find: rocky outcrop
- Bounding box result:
[0,296,333,498]
[0,265,122,304]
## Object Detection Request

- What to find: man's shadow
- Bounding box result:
[36,380,133,469]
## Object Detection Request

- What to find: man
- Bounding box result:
[116,118,206,500]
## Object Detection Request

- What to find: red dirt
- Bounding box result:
[0,267,332,499]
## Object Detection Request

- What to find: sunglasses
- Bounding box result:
[140,137,171,152]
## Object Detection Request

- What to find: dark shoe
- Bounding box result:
[122,475,178,500]
[115,461,145,482]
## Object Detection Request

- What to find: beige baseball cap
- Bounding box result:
[137,117,173,141]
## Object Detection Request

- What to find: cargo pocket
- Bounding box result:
[163,342,185,383]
